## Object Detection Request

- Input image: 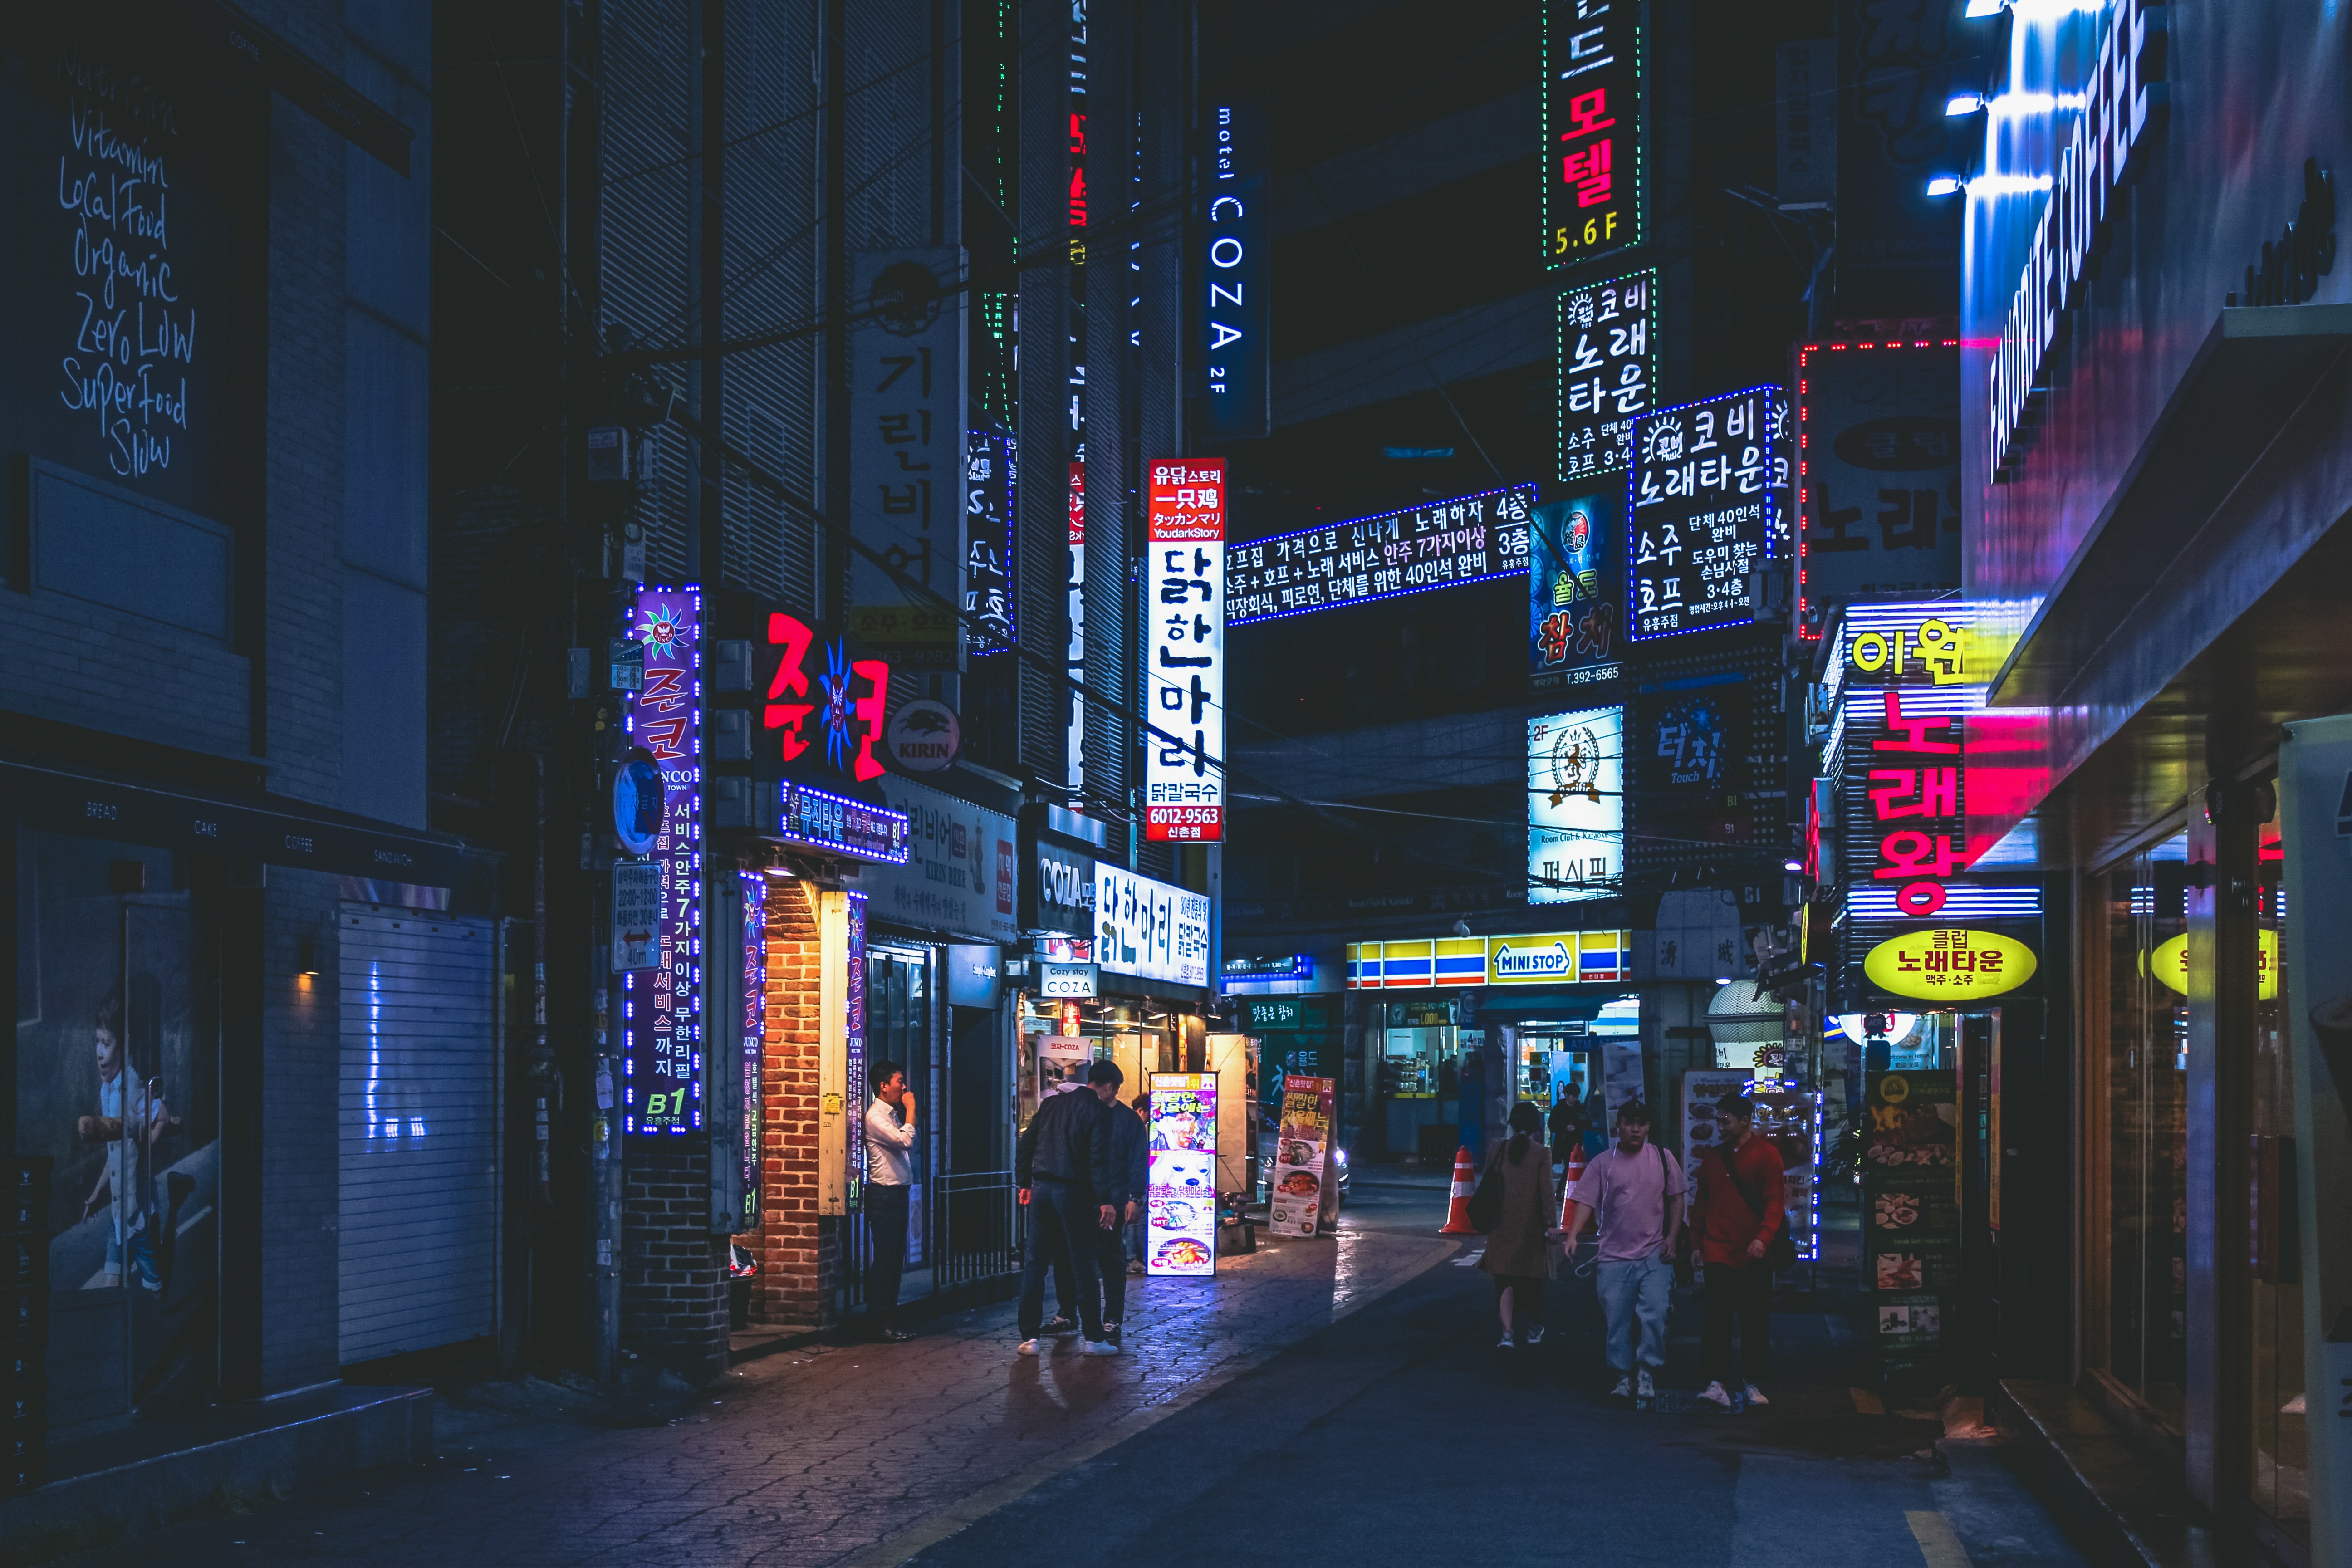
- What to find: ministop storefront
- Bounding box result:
[1958,6,2352,1561]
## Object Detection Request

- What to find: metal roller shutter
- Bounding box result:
[337,908,500,1364]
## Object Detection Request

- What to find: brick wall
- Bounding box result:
[748,880,838,1328]
[620,1142,727,1385]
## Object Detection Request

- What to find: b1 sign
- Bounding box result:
[1146,460,1225,842]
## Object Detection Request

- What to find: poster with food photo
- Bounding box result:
[1862,1069,1957,1170]
[1147,1074,1218,1276]
[1268,1075,1334,1238]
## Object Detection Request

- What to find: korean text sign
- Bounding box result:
[963,426,1014,652]
[1147,1073,1220,1276]
[1095,864,1211,989]
[1795,341,1961,641]
[1529,706,1624,904]
[1268,1076,1335,1238]
[849,248,964,610]
[1557,269,1656,480]
[1529,491,1623,695]
[1544,0,1645,267]
[1146,460,1226,842]
[1628,387,1787,640]
[624,585,703,1135]
[1836,605,1979,925]
[1229,485,1533,625]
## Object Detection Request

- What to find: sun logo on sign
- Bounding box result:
[637,600,690,658]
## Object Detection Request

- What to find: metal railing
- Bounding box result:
[937,1169,1017,1291]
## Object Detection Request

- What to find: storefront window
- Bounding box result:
[1379,999,1459,1098]
[2099,832,2188,1429]
[2249,794,2308,1538]
[1015,996,1175,1131]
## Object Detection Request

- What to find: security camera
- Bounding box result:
[1452,919,1473,938]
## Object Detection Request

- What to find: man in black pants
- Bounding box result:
[1098,1069,1148,1334]
[1690,1093,1782,1409]
[1015,1059,1121,1356]
[864,1062,919,1343]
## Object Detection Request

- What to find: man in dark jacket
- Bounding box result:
[1015,1059,1122,1356]
[1098,1083,1150,1333]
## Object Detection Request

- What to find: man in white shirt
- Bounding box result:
[865,1061,919,1343]
[1553,1101,1684,1400]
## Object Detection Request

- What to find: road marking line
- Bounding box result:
[840,1236,1461,1568]
[1851,1386,1885,1415]
[1906,1509,1971,1568]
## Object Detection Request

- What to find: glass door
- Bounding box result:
[2247,791,2308,1546]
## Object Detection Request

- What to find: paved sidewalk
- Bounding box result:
[51,1226,1457,1568]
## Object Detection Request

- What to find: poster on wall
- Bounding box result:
[1147,1074,1220,1276]
[624,585,704,1136]
[1144,460,1226,841]
[1677,1069,1752,1171]
[1268,1076,1335,1238]
[1862,1068,1956,1171]
[1530,492,1624,698]
[1038,1034,1094,1100]
[1528,706,1624,904]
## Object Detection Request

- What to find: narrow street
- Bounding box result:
[56,1182,2086,1568]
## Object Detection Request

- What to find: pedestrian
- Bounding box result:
[1099,1077,1148,1334]
[1125,1092,1152,1275]
[1478,1100,1556,1348]
[862,1062,919,1343]
[1690,1092,1784,1409]
[1456,1049,1487,1162]
[1553,1102,1683,1399]
[1014,1058,1122,1357]
[1545,1090,1583,1171]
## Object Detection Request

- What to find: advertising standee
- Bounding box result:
[1268,1076,1336,1238]
[1147,1073,1220,1276]
[1145,460,1226,842]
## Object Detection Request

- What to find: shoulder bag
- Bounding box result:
[1720,1146,1799,1273]
[1467,1144,1507,1233]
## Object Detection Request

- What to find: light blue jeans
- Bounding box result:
[1596,1254,1674,1372]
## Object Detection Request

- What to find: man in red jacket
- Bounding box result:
[1689,1092,1782,1410]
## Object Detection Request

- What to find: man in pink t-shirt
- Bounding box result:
[1554,1101,1684,1399]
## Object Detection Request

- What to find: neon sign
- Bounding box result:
[623,583,704,1136]
[1544,0,1645,267]
[1227,485,1534,626]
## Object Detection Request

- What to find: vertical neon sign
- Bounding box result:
[846,891,867,1211]
[623,584,705,1135]
[738,869,765,1229]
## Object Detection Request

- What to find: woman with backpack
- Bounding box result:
[1476,1100,1556,1348]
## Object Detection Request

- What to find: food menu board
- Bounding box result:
[1864,1175,1961,1294]
[1147,1074,1219,1277]
[1862,1068,1957,1173]
[1268,1076,1335,1238]
[1679,1071,1816,1260]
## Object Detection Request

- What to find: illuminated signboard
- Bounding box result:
[1529,706,1623,905]
[623,584,704,1136]
[1530,491,1624,696]
[1228,485,1534,626]
[737,870,764,1230]
[1146,1073,1219,1276]
[1145,460,1226,843]
[1344,929,1630,989]
[1834,602,1981,925]
[1202,103,1270,441]
[1557,268,1658,480]
[1096,864,1212,990]
[1862,929,2038,1002]
[1067,462,1085,786]
[761,611,890,785]
[775,780,912,864]
[848,249,963,606]
[1795,339,1961,641]
[1627,387,1788,640]
[1544,0,1645,268]
[963,426,1014,653]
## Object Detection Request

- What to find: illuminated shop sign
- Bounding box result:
[1544,0,1646,268]
[963,426,1014,652]
[1833,603,1981,923]
[1531,492,1625,697]
[1862,929,2038,1002]
[1344,930,1631,989]
[737,870,764,1229]
[1145,461,1226,843]
[1095,864,1211,990]
[761,611,890,784]
[1627,387,1788,640]
[1528,706,1623,904]
[1228,485,1534,626]
[1201,103,1270,442]
[1983,0,2169,482]
[1557,268,1657,480]
[1066,461,1085,781]
[775,781,911,864]
[1795,339,1962,641]
[623,584,704,1136]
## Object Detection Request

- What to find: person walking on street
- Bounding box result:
[1478,1101,1556,1348]
[1015,1058,1122,1357]
[1125,1092,1152,1275]
[1546,1091,1584,1171]
[1553,1102,1683,1399]
[1099,1074,1148,1334]
[1690,1093,1784,1410]
[863,1062,919,1343]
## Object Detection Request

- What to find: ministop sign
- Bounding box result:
[1862,928,2038,1002]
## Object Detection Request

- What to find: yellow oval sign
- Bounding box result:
[2139,930,2279,1000]
[1863,928,2037,1002]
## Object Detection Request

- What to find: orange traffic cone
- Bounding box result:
[1563,1137,1587,1192]
[1439,1146,1480,1234]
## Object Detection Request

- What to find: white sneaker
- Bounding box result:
[1698,1380,1735,1410]
[1016,1338,1040,1356]
[1497,1332,1515,1348]
[1082,1338,1121,1356]
[1609,1374,1632,1398]
[1525,1325,1545,1345]
[1744,1383,1769,1407]
[1637,1369,1656,1399]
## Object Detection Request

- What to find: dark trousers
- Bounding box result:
[865,1182,910,1328]
[1492,1274,1544,1327]
[1018,1178,1103,1339]
[1701,1259,1773,1385]
[1095,1220,1127,1325]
